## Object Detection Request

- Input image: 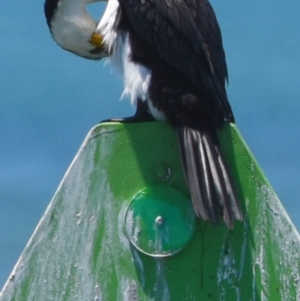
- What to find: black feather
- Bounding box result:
[178,126,242,228]
[118,0,233,122]
[44,0,59,29]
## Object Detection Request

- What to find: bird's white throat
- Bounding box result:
[50,0,102,59]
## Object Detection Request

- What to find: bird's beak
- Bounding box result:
[89,32,104,48]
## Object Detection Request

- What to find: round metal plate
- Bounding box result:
[125,186,196,257]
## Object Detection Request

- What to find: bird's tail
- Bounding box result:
[177,125,243,228]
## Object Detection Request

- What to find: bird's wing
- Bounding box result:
[118,0,233,121]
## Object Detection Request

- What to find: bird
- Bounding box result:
[44,0,108,60]
[44,0,243,228]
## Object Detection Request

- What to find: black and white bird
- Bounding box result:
[44,0,243,227]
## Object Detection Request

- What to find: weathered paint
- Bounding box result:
[1,122,299,300]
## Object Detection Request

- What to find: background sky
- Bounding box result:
[1,0,300,289]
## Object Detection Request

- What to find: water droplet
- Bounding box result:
[155,216,164,226]
[9,274,15,282]
[154,163,171,182]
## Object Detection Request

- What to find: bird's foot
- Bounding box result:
[101,114,155,123]
[101,100,155,123]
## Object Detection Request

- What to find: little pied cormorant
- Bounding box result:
[44,0,243,228]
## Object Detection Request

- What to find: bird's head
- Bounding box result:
[44,0,108,60]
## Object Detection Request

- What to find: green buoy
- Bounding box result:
[1,122,299,300]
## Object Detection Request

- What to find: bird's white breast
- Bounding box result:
[97,0,165,120]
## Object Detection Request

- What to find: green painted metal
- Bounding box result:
[125,186,196,257]
[1,122,300,300]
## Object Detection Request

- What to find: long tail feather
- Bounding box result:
[177,125,243,228]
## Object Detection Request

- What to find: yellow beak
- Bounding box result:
[89,32,104,48]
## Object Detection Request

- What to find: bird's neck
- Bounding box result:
[46,0,100,58]
[51,0,96,35]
